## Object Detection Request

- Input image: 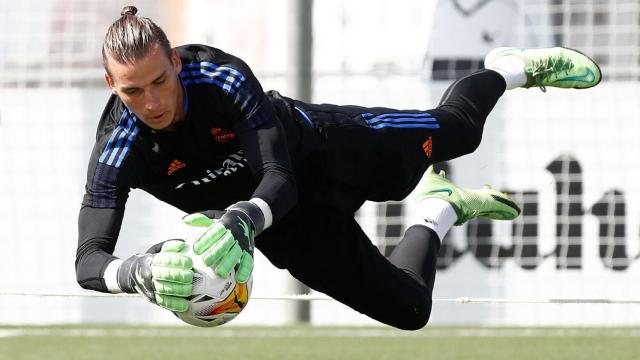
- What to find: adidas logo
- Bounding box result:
[422,136,433,158]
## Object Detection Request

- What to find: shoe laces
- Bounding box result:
[528,55,575,92]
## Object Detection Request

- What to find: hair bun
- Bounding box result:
[121,6,138,16]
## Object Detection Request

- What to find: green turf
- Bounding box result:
[1,325,639,360]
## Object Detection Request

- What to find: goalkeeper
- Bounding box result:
[76,6,601,329]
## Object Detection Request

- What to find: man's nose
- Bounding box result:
[145,89,160,110]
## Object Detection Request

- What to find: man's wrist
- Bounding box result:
[116,255,143,294]
[249,197,273,231]
[103,258,123,293]
[227,200,266,235]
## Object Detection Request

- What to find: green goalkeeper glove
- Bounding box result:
[183,201,265,283]
[117,239,193,312]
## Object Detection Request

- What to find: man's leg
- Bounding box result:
[258,167,520,331]
[427,68,506,163]
[387,165,521,305]
[363,46,602,201]
[287,69,509,204]
[260,203,436,330]
[431,46,601,162]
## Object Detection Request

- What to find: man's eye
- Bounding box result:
[154,78,166,85]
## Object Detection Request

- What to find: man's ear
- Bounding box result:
[105,72,117,94]
[171,49,182,74]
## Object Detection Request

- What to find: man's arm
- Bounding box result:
[229,56,298,228]
[78,104,194,310]
[181,49,298,282]
[78,110,132,293]
[77,204,194,312]
[76,206,124,292]
[186,46,298,226]
[236,109,297,228]
[182,115,289,281]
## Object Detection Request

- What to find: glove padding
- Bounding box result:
[117,239,193,312]
[183,202,263,283]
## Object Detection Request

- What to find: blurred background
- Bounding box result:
[0,0,639,328]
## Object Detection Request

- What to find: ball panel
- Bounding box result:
[172,241,253,328]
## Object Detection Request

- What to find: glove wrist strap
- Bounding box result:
[116,255,140,294]
[227,200,265,235]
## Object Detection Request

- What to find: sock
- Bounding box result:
[486,56,527,90]
[409,197,458,241]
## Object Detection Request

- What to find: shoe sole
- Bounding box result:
[482,193,522,220]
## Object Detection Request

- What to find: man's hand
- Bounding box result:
[117,240,193,312]
[183,202,264,283]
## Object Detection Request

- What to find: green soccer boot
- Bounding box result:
[484,46,602,91]
[415,165,521,226]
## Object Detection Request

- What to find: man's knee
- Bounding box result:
[451,108,485,155]
[461,124,484,154]
[432,105,486,159]
[397,301,432,330]
[379,299,432,331]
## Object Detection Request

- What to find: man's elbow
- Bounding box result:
[75,261,95,290]
[74,254,109,292]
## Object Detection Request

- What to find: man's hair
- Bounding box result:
[102,6,172,73]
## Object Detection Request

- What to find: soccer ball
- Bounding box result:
[173,241,253,328]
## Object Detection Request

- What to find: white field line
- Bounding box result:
[3,292,640,304]
[2,327,640,338]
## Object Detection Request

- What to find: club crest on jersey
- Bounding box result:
[168,159,187,176]
[210,128,236,143]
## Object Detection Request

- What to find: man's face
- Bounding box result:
[105,45,183,131]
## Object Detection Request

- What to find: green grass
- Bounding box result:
[1,325,639,360]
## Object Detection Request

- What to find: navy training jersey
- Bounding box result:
[77,44,308,291]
